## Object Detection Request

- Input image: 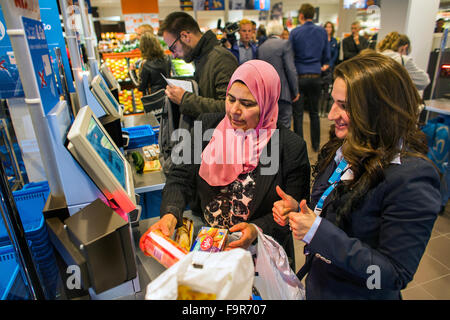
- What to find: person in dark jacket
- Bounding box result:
[160,12,238,118]
[324,21,339,69]
[258,20,299,129]
[273,51,441,299]
[149,60,310,261]
[137,32,171,95]
[342,21,368,61]
[229,19,258,65]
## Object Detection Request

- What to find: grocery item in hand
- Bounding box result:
[139,229,188,268]
[191,227,228,253]
[175,218,194,252]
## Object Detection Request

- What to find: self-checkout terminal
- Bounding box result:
[1,0,145,299]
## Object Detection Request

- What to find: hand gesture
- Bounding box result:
[272,185,299,226]
[288,200,317,241]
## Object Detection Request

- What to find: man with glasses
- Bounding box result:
[160,12,238,118]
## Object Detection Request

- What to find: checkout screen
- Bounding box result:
[99,78,120,112]
[86,117,126,190]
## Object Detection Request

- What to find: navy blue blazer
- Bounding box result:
[302,156,440,299]
[229,41,258,65]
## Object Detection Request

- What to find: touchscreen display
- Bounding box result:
[99,78,120,112]
[86,117,126,190]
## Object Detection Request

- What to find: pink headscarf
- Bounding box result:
[199,60,280,186]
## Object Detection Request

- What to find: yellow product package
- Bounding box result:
[174,218,194,251]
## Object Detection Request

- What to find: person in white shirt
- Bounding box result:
[377,31,430,91]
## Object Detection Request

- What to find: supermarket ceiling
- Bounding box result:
[90,0,341,8]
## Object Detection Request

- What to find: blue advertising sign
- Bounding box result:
[255,0,270,11]
[0,7,24,99]
[40,0,75,93]
[22,16,59,114]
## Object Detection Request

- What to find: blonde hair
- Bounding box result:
[377,31,411,52]
[239,19,252,28]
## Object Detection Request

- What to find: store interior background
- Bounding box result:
[91,0,450,300]
[1,0,450,300]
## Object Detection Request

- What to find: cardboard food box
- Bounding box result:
[190,227,228,253]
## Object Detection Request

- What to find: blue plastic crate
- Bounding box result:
[0,181,49,242]
[0,245,29,300]
[123,125,156,149]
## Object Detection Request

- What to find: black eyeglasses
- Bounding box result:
[168,35,181,53]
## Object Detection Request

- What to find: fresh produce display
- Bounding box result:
[103,57,140,82]
[99,33,139,53]
[119,88,144,114]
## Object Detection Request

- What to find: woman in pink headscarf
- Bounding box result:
[149,60,310,259]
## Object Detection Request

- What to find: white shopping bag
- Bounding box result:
[250,225,305,300]
[145,248,254,300]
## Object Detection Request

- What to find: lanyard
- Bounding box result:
[314,159,348,215]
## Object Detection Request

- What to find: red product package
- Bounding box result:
[139,229,188,268]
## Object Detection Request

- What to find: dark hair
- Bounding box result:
[324,21,335,37]
[257,25,266,38]
[299,3,315,20]
[159,12,201,37]
[313,50,430,228]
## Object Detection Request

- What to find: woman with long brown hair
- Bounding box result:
[138,32,171,95]
[273,51,441,299]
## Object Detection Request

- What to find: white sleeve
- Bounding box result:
[404,56,431,91]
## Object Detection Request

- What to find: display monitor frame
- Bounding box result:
[90,74,122,119]
[100,64,121,91]
[67,105,136,218]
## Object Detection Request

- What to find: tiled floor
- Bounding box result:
[293,113,450,300]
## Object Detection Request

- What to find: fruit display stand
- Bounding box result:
[102,50,144,114]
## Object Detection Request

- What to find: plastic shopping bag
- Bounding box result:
[145,248,254,300]
[250,225,305,300]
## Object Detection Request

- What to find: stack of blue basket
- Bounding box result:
[0,181,58,300]
[0,245,29,300]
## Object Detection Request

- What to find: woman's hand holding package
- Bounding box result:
[149,213,178,237]
[288,200,316,241]
[226,223,257,250]
[272,186,299,226]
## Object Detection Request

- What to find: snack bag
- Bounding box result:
[177,285,216,300]
[174,218,194,252]
[139,229,188,268]
[190,227,228,252]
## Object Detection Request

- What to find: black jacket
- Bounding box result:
[180,31,238,119]
[302,156,440,299]
[342,35,369,61]
[138,56,171,94]
[160,113,310,257]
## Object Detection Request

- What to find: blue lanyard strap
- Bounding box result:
[314,159,348,214]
